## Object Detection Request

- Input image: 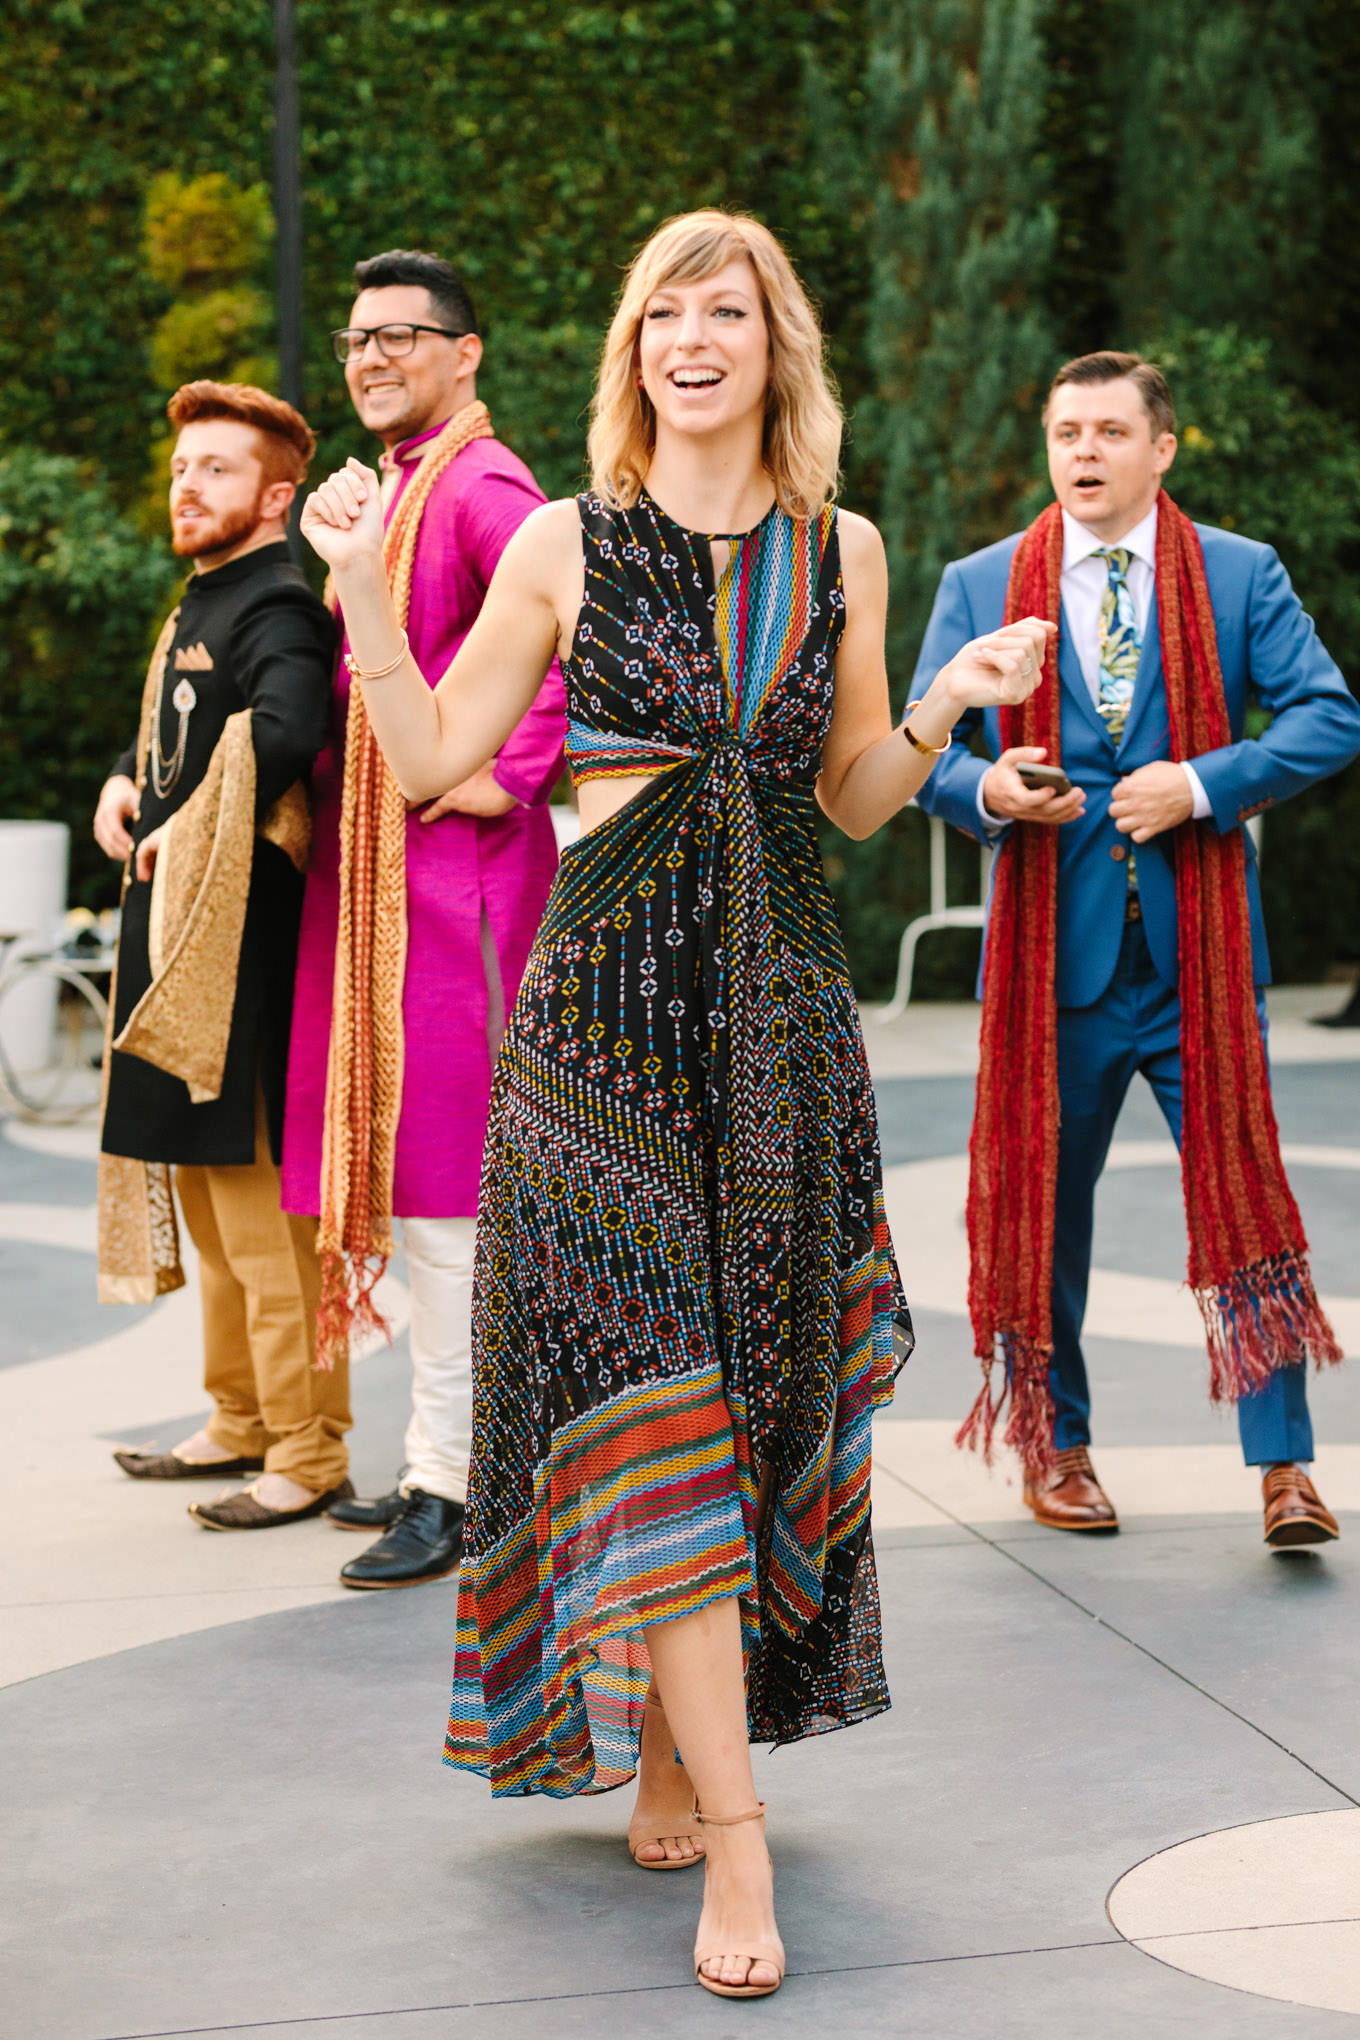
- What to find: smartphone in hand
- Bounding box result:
[1016,762,1072,796]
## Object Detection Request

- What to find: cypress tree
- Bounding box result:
[1142,327,1360,983]
[860,0,1058,678]
[1112,1,1321,374]
[815,0,1058,997]
[1111,3,1359,987]
[1297,0,1360,423]
[1037,0,1119,358]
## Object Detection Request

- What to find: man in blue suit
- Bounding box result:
[909,351,1360,1545]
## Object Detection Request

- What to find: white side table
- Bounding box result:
[0,820,70,1072]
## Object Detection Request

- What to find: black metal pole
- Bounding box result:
[273,0,304,414]
[273,0,304,552]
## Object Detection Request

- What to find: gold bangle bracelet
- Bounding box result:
[902,714,948,760]
[343,628,409,683]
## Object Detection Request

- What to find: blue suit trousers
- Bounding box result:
[1051,920,1313,1467]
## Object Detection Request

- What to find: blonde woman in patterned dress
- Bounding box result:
[302,210,1049,2003]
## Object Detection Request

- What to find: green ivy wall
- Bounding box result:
[3,0,1357,977]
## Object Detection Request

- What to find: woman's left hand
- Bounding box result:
[939,616,1056,709]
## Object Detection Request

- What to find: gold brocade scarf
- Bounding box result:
[97,619,310,1303]
[97,614,186,1303]
[314,400,495,1365]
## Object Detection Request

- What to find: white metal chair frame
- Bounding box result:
[0,927,115,1123]
[876,808,1264,1022]
[877,810,992,1023]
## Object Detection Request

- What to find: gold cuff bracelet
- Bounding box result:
[902,715,947,760]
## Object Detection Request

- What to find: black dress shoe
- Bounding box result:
[113,1448,265,1480]
[327,1485,406,1531]
[339,1489,464,1590]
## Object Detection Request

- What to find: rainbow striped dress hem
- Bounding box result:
[444,490,911,1797]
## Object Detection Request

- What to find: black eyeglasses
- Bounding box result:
[331,322,467,364]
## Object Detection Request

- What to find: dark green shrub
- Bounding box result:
[1149,329,1360,979]
[0,450,174,907]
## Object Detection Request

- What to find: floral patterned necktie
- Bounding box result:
[1096,544,1142,893]
[1095,546,1140,745]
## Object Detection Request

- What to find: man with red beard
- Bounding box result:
[96,380,352,1531]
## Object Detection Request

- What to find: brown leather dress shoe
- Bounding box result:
[1262,1464,1340,1547]
[188,1479,355,1531]
[113,1448,265,1480]
[1023,1445,1119,1531]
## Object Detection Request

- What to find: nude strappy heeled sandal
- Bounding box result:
[692,1803,785,2000]
[627,1696,706,1871]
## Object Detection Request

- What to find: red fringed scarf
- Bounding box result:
[960,494,1341,1478]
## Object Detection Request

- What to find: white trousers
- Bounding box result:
[396,911,504,1506]
[400,1215,476,1504]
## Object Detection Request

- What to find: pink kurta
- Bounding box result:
[282,428,566,1218]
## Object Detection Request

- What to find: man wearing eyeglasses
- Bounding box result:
[282,249,566,1588]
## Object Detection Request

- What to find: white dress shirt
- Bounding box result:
[976,499,1210,828]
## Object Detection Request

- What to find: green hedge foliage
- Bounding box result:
[1142,330,1360,984]
[2,0,856,912]
[3,0,1357,986]
[0,451,175,906]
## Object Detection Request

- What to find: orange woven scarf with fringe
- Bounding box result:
[960,493,1340,1477]
[316,400,495,1366]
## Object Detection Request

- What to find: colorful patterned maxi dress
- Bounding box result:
[444,491,912,1797]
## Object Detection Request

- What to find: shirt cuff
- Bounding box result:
[976,771,1009,838]
[490,755,530,807]
[1181,761,1211,819]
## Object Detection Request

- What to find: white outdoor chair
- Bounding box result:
[877,807,993,1022]
[876,808,1262,1021]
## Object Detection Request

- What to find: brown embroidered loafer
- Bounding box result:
[1263,1464,1340,1547]
[189,1479,355,1531]
[113,1448,265,1481]
[1023,1445,1120,1532]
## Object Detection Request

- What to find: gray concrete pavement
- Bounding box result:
[2,991,1358,2036]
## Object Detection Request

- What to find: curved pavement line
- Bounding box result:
[861,986,1360,1081]
[1,1118,104,1161]
[0,1199,96,1250]
[870,1421,1360,1528]
[0,1208,410,1690]
[4,1112,1354,1692]
[882,1145,1360,1355]
[1108,1810,1360,2016]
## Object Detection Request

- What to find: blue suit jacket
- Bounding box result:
[908,518,1360,1008]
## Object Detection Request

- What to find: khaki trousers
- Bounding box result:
[176,1090,350,1491]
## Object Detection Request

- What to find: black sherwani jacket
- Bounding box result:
[101,543,335,1167]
